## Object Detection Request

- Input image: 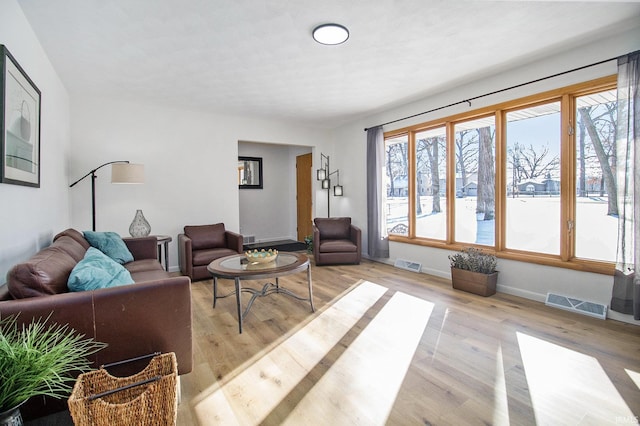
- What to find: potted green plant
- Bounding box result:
[448,247,498,296]
[0,315,106,426]
[304,235,313,254]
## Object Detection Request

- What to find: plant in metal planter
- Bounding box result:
[0,315,106,425]
[448,247,498,296]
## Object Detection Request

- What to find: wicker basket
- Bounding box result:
[68,352,178,426]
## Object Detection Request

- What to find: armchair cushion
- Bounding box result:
[184,223,226,250]
[83,231,134,264]
[318,239,358,253]
[192,248,238,266]
[68,247,134,291]
[315,217,351,240]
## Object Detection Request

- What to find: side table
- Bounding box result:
[153,235,172,271]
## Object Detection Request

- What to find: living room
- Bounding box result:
[1,0,640,424]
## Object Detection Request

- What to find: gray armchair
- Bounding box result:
[178,223,243,281]
[313,217,361,266]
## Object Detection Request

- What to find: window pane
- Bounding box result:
[415,127,447,240]
[506,102,561,255]
[453,117,496,246]
[385,135,409,236]
[575,90,617,262]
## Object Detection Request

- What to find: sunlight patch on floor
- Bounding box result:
[493,344,509,426]
[626,369,640,390]
[517,332,635,425]
[282,291,433,425]
[193,280,387,425]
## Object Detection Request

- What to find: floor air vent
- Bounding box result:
[394,259,422,273]
[545,293,607,320]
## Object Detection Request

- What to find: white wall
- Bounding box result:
[330,24,640,325]
[0,0,71,282]
[70,97,328,271]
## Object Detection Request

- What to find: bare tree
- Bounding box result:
[455,130,479,192]
[426,137,443,213]
[385,140,408,197]
[507,142,559,191]
[416,139,428,215]
[578,118,587,197]
[476,127,495,220]
[578,105,618,215]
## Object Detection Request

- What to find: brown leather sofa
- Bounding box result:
[313,217,362,265]
[178,223,243,281]
[0,228,192,420]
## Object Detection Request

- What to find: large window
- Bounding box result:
[415,127,447,240]
[574,89,617,262]
[384,134,409,236]
[505,102,561,255]
[454,117,495,246]
[383,76,617,274]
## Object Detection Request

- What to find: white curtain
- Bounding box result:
[366,126,389,258]
[612,50,640,320]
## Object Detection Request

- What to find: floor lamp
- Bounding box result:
[69,161,144,231]
[316,153,343,217]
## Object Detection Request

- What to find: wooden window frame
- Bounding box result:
[384,75,617,275]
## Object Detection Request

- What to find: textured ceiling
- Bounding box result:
[16,0,640,128]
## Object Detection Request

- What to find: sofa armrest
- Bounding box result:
[92,277,192,375]
[0,283,11,301]
[177,233,193,278]
[313,224,321,264]
[225,230,244,253]
[123,236,158,260]
[350,224,361,245]
[0,277,192,375]
[350,224,362,262]
[0,277,192,420]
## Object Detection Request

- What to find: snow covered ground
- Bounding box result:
[386,195,617,262]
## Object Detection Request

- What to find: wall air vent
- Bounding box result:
[394,259,422,273]
[545,293,607,320]
[243,235,256,244]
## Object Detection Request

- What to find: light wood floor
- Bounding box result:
[176,256,640,425]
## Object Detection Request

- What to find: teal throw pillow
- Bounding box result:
[68,247,134,291]
[84,231,134,264]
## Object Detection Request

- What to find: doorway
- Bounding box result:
[296,153,313,241]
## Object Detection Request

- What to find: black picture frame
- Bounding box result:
[238,156,263,189]
[0,45,41,187]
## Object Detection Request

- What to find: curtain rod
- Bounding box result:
[363,55,619,132]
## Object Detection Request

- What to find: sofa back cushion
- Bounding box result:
[315,217,351,240]
[184,223,226,250]
[7,245,78,298]
[52,235,89,262]
[54,228,91,250]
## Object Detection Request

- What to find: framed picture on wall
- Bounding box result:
[0,44,41,187]
[238,156,263,189]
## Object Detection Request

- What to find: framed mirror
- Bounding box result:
[238,156,263,189]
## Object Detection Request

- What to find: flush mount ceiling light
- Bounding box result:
[312,23,349,45]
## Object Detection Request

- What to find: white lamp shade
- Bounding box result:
[322,179,330,189]
[112,163,144,184]
[334,185,343,196]
[317,169,326,181]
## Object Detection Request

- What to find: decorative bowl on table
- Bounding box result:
[245,248,278,263]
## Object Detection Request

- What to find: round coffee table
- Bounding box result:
[207,252,315,333]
